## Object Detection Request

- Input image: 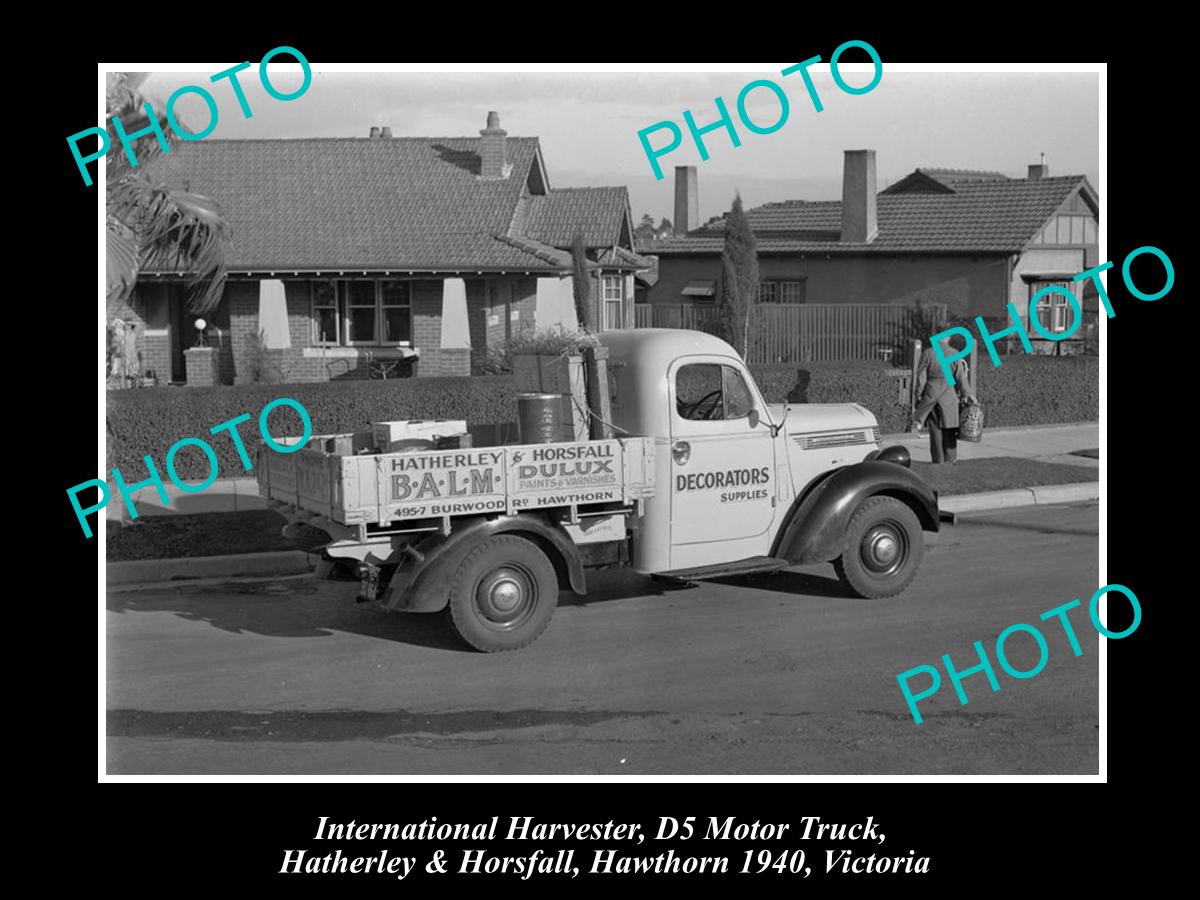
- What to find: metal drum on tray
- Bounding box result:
[517,393,572,444]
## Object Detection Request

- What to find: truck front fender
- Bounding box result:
[772,460,940,566]
[381,514,587,613]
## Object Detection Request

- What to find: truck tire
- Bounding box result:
[446,535,559,652]
[833,496,924,599]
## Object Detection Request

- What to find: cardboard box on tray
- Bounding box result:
[371,420,468,451]
[322,432,375,456]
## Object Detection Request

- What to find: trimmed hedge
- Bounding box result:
[972,355,1099,428]
[751,355,1098,434]
[750,361,909,433]
[107,356,1099,480]
[107,377,517,480]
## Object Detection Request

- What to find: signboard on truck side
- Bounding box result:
[259,437,656,527]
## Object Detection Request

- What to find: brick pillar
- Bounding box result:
[184,347,219,386]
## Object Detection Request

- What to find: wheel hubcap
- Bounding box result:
[475,566,535,629]
[861,521,907,577]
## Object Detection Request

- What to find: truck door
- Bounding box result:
[668,357,777,568]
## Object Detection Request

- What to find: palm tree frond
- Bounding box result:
[108,174,231,313]
[106,217,140,302]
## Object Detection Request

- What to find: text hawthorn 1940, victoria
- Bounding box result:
[277,816,930,879]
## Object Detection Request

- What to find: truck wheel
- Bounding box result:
[833,496,923,599]
[446,535,559,652]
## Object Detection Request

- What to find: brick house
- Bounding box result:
[111,112,647,385]
[640,152,1100,342]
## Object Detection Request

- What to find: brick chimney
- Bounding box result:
[380,126,393,138]
[673,166,698,236]
[1028,163,1048,180]
[368,126,381,139]
[479,111,511,180]
[840,149,878,243]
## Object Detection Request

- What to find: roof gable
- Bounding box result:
[524,186,633,249]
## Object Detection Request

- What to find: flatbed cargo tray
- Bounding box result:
[258,435,656,527]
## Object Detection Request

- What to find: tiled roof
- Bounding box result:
[524,187,630,248]
[137,137,626,272]
[646,176,1095,255]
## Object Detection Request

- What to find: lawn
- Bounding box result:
[913,457,1097,496]
[107,510,310,562]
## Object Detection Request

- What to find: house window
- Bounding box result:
[312,279,413,347]
[759,280,806,304]
[380,280,412,344]
[1031,281,1077,334]
[681,280,716,305]
[602,274,624,330]
[344,281,378,345]
[312,282,339,345]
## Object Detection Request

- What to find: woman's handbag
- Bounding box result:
[959,401,985,442]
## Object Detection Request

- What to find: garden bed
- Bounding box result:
[913,457,1097,496]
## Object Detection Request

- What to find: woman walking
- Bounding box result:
[913,335,977,464]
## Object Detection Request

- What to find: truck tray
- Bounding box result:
[258,436,656,527]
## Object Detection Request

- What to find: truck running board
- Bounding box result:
[656,556,791,582]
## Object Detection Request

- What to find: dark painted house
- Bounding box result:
[639,152,1100,340]
[110,112,647,385]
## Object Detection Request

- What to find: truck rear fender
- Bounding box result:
[772,460,940,566]
[382,513,586,613]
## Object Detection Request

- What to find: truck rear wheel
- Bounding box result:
[833,496,923,599]
[446,535,559,652]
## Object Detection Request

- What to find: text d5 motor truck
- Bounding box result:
[260,329,943,651]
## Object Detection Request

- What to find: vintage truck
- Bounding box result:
[259,329,943,652]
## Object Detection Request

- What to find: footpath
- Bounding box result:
[106,422,1098,585]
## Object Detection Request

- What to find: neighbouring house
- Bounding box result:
[638,153,1100,354]
[109,112,649,385]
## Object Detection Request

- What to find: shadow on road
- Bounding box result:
[710,569,857,600]
[954,517,1099,537]
[107,569,673,652]
[108,581,473,652]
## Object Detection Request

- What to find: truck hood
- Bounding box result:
[766,402,880,435]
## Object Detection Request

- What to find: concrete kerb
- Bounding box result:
[107,550,315,587]
[939,481,1099,514]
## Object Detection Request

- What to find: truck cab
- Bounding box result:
[602,329,938,594]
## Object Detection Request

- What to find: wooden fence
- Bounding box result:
[633,303,947,364]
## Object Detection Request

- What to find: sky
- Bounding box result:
[139,68,1100,225]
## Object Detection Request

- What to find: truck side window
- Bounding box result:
[722,366,754,418]
[675,363,755,421]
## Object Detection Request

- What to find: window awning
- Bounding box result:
[682,280,716,297]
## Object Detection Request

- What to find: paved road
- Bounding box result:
[106,503,1100,775]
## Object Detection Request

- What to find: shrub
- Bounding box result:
[751,355,1099,434]
[508,326,599,356]
[973,356,1098,427]
[107,376,517,479]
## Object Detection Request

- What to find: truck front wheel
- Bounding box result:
[446,535,559,652]
[833,496,924,599]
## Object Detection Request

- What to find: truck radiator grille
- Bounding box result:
[793,428,877,450]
